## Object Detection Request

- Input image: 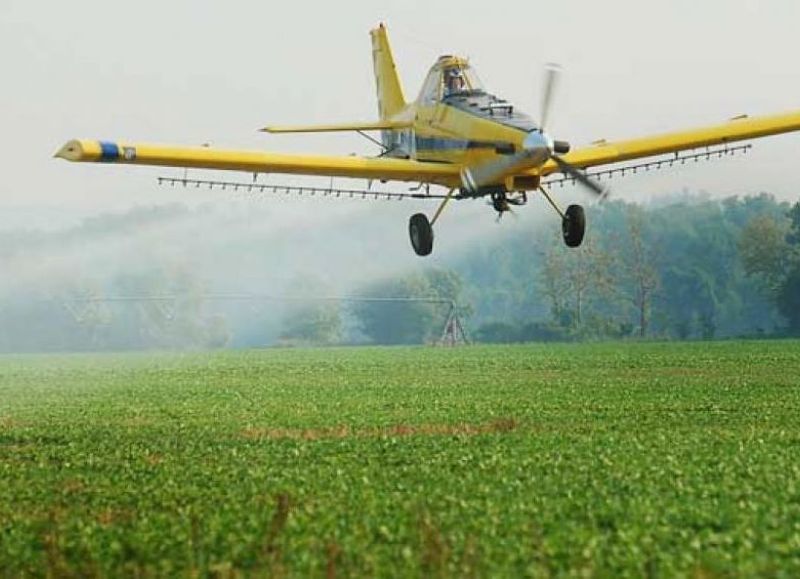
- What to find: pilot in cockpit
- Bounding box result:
[444,68,466,96]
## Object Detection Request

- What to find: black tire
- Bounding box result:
[409,213,434,256]
[562,204,586,248]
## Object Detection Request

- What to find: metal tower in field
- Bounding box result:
[437,301,469,346]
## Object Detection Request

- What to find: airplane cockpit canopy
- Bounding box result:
[417,55,538,133]
[417,56,485,104]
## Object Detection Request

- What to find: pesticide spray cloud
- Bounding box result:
[0,178,561,351]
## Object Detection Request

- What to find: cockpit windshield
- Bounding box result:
[443,65,485,96]
[418,60,486,104]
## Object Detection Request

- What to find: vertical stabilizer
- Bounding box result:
[370,24,406,119]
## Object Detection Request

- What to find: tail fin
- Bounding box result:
[370,24,406,119]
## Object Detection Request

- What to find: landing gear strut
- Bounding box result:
[408,188,456,257]
[540,186,586,248]
[408,186,587,255]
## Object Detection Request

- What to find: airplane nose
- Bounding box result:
[522,130,552,153]
[522,131,570,156]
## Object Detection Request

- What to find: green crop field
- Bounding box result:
[1,342,800,577]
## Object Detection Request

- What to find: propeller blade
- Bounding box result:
[461,151,532,194]
[539,63,561,133]
[552,156,609,200]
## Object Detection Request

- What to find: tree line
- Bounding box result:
[465,193,800,342]
[0,193,797,351]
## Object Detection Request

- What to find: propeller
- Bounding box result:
[460,63,607,201]
[552,156,607,200]
[539,63,561,133]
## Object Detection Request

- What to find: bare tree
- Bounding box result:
[538,232,616,330]
[621,207,660,338]
[539,243,570,322]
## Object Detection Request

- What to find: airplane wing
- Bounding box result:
[261,120,411,133]
[54,139,460,185]
[538,110,800,176]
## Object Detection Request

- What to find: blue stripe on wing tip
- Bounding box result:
[99,141,120,162]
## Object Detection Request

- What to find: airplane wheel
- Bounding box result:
[562,204,585,248]
[409,213,434,256]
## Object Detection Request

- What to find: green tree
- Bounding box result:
[279,274,342,346]
[776,202,800,333]
[776,268,800,332]
[738,214,790,293]
[739,203,800,334]
[280,304,342,345]
[352,269,466,345]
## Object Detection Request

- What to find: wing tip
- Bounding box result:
[54,139,85,161]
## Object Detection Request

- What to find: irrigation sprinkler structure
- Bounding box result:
[62,293,470,347]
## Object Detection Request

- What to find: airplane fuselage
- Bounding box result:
[381,55,542,193]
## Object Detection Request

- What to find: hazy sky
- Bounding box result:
[2,0,800,226]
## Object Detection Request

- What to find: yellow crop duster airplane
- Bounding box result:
[57,24,800,256]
